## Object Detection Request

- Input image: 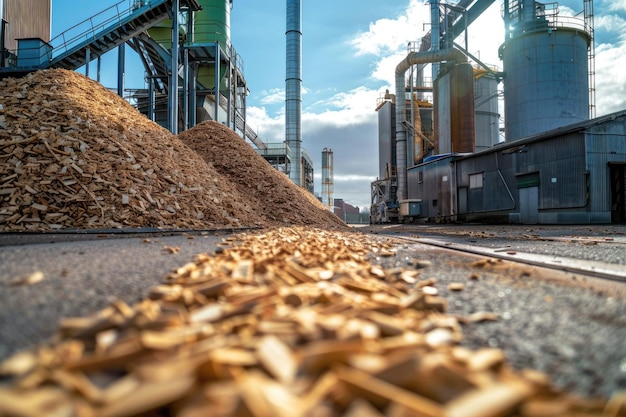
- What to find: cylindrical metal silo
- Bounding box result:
[194,0,231,44]
[195,0,232,90]
[474,69,500,150]
[500,0,591,141]
[434,63,475,154]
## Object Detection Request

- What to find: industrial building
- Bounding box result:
[372,0,626,225]
[0,0,314,193]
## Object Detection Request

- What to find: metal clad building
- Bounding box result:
[411,111,626,224]
[408,156,457,219]
[2,0,51,52]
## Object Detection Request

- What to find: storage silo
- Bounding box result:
[433,62,475,154]
[195,0,232,89]
[500,0,591,141]
[474,69,501,150]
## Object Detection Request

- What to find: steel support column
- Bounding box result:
[169,0,180,133]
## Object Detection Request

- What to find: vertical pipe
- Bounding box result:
[395,49,467,201]
[214,43,220,122]
[226,47,232,129]
[97,55,101,83]
[117,43,125,97]
[85,48,90,78]
[286,0,302,186]
[182,48,189,131]
[190,64,197,126]
[1,19,6,68]
[148,77,155,121]
[430,0,440,80]
[169,0,179,133]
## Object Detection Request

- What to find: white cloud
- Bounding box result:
[607,0,626,13]
[594,41,626,115]
[259,88,285,105]
[305,86,381,126]
[350,0,430,57]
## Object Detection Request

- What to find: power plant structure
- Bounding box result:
[372,0,626,225]
[3,0,624,225]
[0,0,314,194]
[321,148,334,211]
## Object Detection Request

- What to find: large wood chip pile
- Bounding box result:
[0,69,344,231]
[178,121,345,229]
[1,227,623,417]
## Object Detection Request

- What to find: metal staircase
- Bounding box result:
[130,32,172,93]
[48,0,198,71]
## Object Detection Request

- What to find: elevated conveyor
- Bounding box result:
[48,0,200,71]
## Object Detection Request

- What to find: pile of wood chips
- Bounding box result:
[0,69,343,232]
[1,227,623,417]
[179,121,345,229]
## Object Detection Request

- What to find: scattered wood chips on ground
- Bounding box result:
[1,227,623,417]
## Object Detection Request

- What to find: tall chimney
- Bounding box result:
[286,0,302,186]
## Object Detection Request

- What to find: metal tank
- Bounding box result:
[195,0,233,89]
[148,0,232,88]
[433,62,475,154]
[500,0,591,141]
[474,68,501,150]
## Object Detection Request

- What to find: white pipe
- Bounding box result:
[395,48,467,201]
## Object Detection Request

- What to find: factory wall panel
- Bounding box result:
[408,157,455,219]
[3,0,51,52]
[516,134,587,211]
[456,152,516,218]
[585,115,626,215]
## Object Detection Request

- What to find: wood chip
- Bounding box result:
[9,271,44,286]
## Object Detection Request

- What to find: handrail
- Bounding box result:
[48,0,168,62]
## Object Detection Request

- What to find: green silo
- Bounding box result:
[194,0,233,90]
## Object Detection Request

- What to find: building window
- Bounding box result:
[469,173,484,189]
[418,171,423,183]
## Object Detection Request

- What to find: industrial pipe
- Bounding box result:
[395,48,467,201]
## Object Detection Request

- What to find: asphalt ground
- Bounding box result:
[1,224,626,398]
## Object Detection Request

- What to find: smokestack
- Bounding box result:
[286,0,302,186]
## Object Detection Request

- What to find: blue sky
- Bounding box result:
[51,0,626,210]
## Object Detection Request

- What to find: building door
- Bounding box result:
[518,173,540,224]
[610,163,626,223]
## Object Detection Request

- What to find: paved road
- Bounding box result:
[0,230,226,361]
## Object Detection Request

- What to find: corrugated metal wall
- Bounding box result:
[3,0,50,51]
[456,151,516,216]
[522,133,587,210]
[408,157,456,219]
[586,115,626,215]
[407,112,626,224]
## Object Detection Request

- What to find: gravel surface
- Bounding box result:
[370,224,626,398]
[386,224,626,265]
